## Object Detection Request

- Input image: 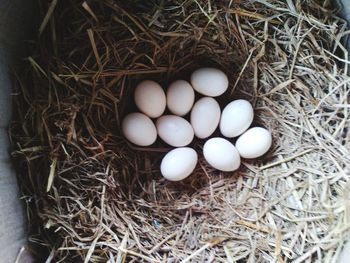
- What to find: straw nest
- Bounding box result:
[11,0,350,262]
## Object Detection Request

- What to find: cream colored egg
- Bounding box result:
[190,97,221,139]
[134,80,166,118]
[235,127,272,158]
[156,115,194,147]
[203,137,241,172]
[190,68,228,97]
[220,99,254,138]
[167,80,195,116]
[122,113,157,146]
[160,147,198,181]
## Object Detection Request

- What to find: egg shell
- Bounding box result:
[190,97,221,139]
[203,137,241,172]
[190,68,229,97]
[220,99,254,138]
[167,80,195,116]
[160,147,198,181]
[122,113,157,146]
[134,80,166,118]
[156,115,194,147]
[235,127,272,158]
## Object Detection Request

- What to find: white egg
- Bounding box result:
[203,137,241,172]
[190,68,229,97]
[190,97,221,139]
[156,115,194,147]
[134,80,166,118]
[220,99,254,138]
[235,127,272,158]
[167,80,195,116]
[160,147,198,181]
[122,113,157,146]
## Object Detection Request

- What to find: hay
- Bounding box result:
[11,0,350,262]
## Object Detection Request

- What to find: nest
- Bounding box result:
[11,0,350,262]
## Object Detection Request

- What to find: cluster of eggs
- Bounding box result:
[122,68,272,181]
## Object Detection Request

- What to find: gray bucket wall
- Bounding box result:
[0,1,349,262]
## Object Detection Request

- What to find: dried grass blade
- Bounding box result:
[39,0,58,36]
[87,29,102,70]
[46,157,57,192]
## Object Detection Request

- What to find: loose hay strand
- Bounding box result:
[11,0,350,262]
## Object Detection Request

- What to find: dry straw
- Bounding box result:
[11,0,350,262]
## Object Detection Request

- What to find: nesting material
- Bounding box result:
[11,0,350,262]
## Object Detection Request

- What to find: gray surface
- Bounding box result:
[340,0,350,22]
[0,0,35,262]
[336,1,350,261]
[0,60,12,128]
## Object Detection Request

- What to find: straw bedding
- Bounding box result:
[11,0,350,262]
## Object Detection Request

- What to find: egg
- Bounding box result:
[190,68,229,97]
[167,80,195,116]
[203,137,241,172]
[134,80,166,118]
[122,113,157,146]
[160,147,198,181]
[190,97,221,139]
[156,115,194,147]
[235,127,272,158]
[220,99,254,138]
